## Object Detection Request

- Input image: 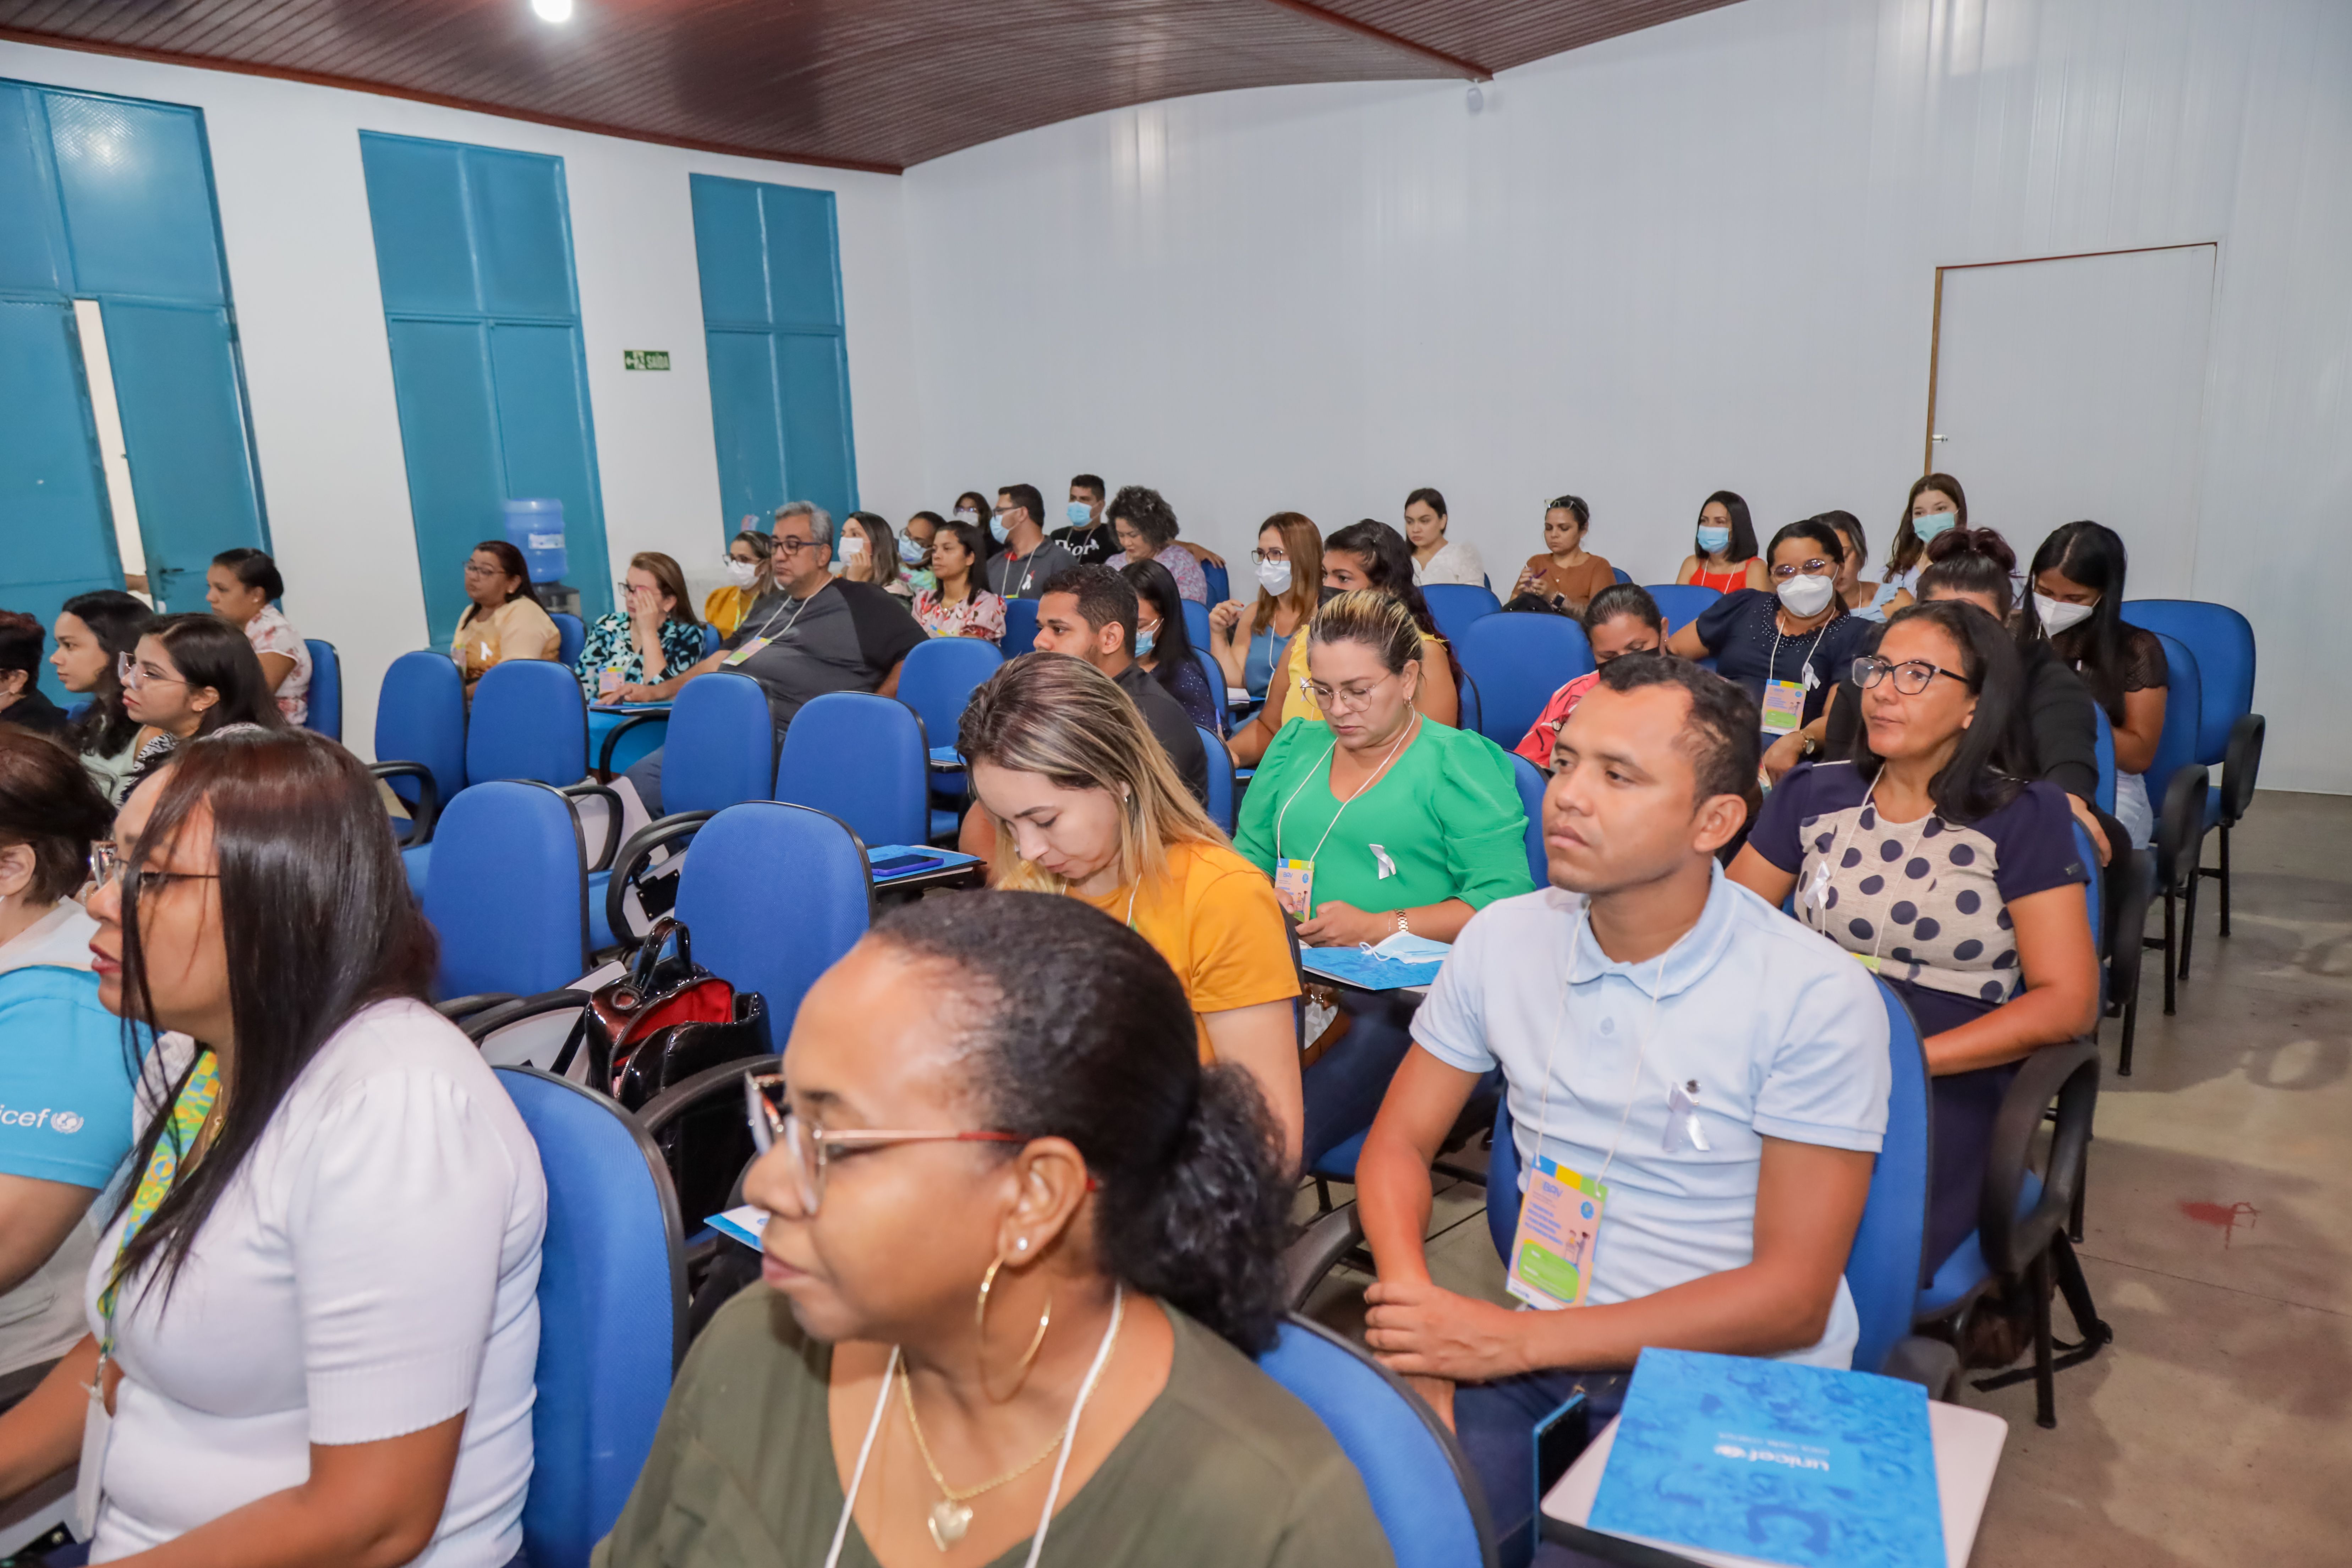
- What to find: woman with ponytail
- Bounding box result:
[598,892,1390,1568]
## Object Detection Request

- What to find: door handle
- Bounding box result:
[1930,434,1950,443]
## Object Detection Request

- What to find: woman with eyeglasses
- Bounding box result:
[452,540,560,696]
[706,528,778,639]
[582,552,707,705]
[1510,583,1670,771]
[116,614,286,808]
[0,730,146,1394]
[1729,601,2099,1274]
[49,591,154,806]
[596,892,1388,1568]
[1206,513,1319,706]
[1507,494,1615,615]
[0,730,545,1566]
[1670,517,1877,782]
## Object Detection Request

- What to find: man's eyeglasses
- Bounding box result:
[88,842,218,896]
[1852,657,1969,696]
[116,653,184,692]
[1769,558,1836,580]
[772,536,824,557]
[743,1073,1019,1216]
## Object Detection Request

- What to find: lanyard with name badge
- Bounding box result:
[1759,620,1826,739]
[1270,715,1418,921]
[722,587,817,667]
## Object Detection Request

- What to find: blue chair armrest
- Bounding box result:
[1979,1040,2099,1277]
[435,992,521,1024]
[368,761,441,844]
[604,812,717,955]
[595,709,668,781]
[558,783,626,871]
[457,988,591,1044]
[2154,764,2211,890]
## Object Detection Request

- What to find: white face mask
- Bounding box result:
[840,535,867,559]
[1255,559,1293,596]
[2036,592,2096,634]
[953,508,979,525]
[1776,573,1836,618]
[724,559,759,588]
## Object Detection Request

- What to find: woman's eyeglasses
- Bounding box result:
[88,842,219,896]
[1304,673,1397,715]
[1249,549,1288,565]
[1769,558,1837,580]
[743,1073,1019,1215]
[1852,657,1969,695]
[115,653,184,692]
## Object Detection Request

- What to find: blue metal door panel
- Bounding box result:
[469,149,575,320]
[385,318,505,646]
[358,134,480,316]
[489,322,610,619]
[704,329,785,531]
[0,299,118,698]
[0,85,68,296]
[45,92,224,306]
[760,185,841,329]
[687,175,770,327]
[101,300,267,612]
[777,330,856,525]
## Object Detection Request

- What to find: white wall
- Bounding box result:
[902,0,2352,792]
[0,40,923,755]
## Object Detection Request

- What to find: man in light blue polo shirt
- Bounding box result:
[1355,655,1890,1563]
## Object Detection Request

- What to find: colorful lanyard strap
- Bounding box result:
[98,1049,219,1357]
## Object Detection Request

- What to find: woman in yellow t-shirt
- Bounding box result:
[450,540,560,698]
[962,652,1304,1168]
[702,528,775,638]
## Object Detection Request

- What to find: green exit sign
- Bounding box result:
[623,349,671,371]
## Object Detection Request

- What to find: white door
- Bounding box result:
[1928,245,2215,597]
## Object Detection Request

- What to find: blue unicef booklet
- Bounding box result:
[1588,1348,1943,1568]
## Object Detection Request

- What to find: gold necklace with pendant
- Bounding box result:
[898,1367,1072,1551]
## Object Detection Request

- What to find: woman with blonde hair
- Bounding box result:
[961,653,1304,1167]
[1207,512,1320,704]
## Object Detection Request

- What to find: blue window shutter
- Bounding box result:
[45,93,226,306]
[0,298,120,697]
[760,185,841,330]
[489,320,609,605]
[384,318,505,645]
[469,149,576,320]
[359,136,479,316]
[776,331,855,528]
[705,329,786,527]
[0,85,69,296]
[690,176,770,328]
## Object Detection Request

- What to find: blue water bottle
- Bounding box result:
[503,498,568,584]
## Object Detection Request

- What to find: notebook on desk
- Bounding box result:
[1297,931,1451,990]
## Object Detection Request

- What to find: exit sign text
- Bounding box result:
[623,350,671,371]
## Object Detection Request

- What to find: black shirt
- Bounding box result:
[1694,590,1876,727]
[1052,521,1121,568]
[0,687,70,739]
[1114,660,1210,805]
[717,580,926,732]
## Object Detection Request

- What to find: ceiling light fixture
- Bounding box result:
[531,0,573,22]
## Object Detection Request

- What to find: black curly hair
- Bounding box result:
[1106,484,1181,550]
[869,890,1290,1353]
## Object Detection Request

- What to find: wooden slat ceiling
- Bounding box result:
[0,0,1744,173]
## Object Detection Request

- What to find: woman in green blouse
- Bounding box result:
[1235,590,1532,948]
[594,892,1392,1568]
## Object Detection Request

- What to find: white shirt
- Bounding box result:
[86,999,545,1566]
[1412,537,1487,587]
[1411,868,1890,1367]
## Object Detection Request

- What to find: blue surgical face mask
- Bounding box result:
[1696,524,1731,554]
[898,535,928,565]
[1067,501,1093,527]
[1912,510,1958,543]
[1133,624,1156,658]
[990,515,1011,544]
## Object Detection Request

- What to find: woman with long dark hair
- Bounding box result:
[205,549,312,725]
[597,893,1385,1568]
[0,730,545,1564]
[452,539,559,697]
[1122,558,1217,731]
[1402,486,1483,587]
[1731,601,2099,1272]
[911,520,1007,644]
[116,614,285,806]
[1673,490,1767,594]
[49,590,153,804]
[2032,521,2167,848]
[1819,511,1912,621]
[1884,472,1967,593]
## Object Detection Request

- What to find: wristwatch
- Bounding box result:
[1800,734,1821,758]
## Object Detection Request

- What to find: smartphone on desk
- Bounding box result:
[871,852,941,874]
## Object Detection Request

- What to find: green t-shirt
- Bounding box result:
[1233,718,1534,918]
[594,1288,1396,1568]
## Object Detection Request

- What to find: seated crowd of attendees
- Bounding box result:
[0,467,2163,1566]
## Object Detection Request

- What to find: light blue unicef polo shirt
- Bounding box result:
[0,903,141,1191]
[1412,864,1891,1367]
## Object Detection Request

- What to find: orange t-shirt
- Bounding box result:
[1070,839,1301,1060]
[1515,552,1616,612]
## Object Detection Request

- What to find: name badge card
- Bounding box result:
[722,636,771,667]
[1760,680,1806,736]
[1506,1153,1608,1310]
[1274,859,1315,920]
[598,667,624,697]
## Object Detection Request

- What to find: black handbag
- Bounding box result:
[555,917,770,1110]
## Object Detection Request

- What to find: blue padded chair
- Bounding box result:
[1641,583,1723,638]
[775,692,928,851]
[1454,669,1482,739]
[470,659,622,882]
[1508,754,1548,889]
[899,637,1003,806]
[1457,614,1593,749]
[1202,560,1230,606]
[1199,725,1235,833]
[423,781,590,1008]
[2142,631,2209,1015]
[1258,1315,1499,1568]
[2092,704,2117,815]
[1001,596,1040,655]
[668,802,873,1043]
[496,1066,684,1568]
[1421,583,1500,648]
[1191,646,1229,733]
[302,639,342,741]
[1180,597,1212,651]
[372,651,468,894]
[1611,567,1632,586]
[551,612,586,670]
[2122,600,2262,936]
[700,621,722,659]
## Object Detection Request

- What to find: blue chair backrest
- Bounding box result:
[496,1067,683,1568]
[1180,598,1212,651]
[2122,600,2252,767]
[424,781,588,999]
[660,672,775,816]
[2092,704,2117,815]
[1001,596,1040,654]
[2143,632,2205,795]
[700,622,722,659]
[375,651,468,811]
[897,638,1003,754]
[1191,647,1229,731]
[1421,583,1500,647]
[1612,567,1632,585]
[1257,1315,1496,1568]
[1457,614,1593,747]
[1641,583,1723,639]
[1198,725,1235,833]
[1454,670,1482,738]
[303,639,342,741]
[1508,753,1548,889]
[1202,560,1230,606]
[468,660,588,784]
[673,802,872,1042]
[775,692,928,849]
[552,612,586,670]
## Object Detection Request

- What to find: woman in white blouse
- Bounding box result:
[204,549,311,726]
[1403,487,1485,587]
[0,728,544,1568]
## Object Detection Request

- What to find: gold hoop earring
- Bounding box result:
[975,1254,1051,1394]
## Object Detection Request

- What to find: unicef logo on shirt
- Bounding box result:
[51,1111,83,1134]
[0,1105,83,1132]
